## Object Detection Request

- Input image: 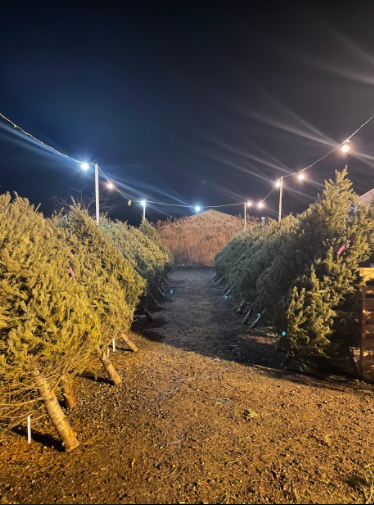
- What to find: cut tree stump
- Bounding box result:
[236,300,246,314]
[281,352,293,369]
[100,348,122,385]
[242,306,253,324]
[150,294,159,305]
[250,309,267,329]
[144,307,154,321]
[157,286,165,299]
[61,376,77,409]
[121,335,139,353]
[32,368,80,452]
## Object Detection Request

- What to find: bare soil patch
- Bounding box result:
[1,267,374,504]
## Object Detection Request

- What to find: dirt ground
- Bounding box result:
[1,267,374,504]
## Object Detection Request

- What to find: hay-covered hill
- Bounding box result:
[157,209,252,266]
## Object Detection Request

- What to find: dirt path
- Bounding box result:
[1,267,374,504]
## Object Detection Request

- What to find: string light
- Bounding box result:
[1,109,374,214]
[247,201,253,207]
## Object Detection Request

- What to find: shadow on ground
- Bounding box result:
[135,266,371,396]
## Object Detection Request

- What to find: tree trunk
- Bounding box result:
[281,352,293,369]
[242,306,253,324]
[157,286,165,299]
[61,376,77,409]
[144,307,154,321]
[150,294,158,306]
[99,348,122,385]
[122,335,139,353]
[236,300,246,314]
[32,368,79,452]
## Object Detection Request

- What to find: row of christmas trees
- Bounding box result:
[215,169,374,369]
[0,194,171,451]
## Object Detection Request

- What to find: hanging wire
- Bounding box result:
[1,109,374,210]
[0,112,89,166]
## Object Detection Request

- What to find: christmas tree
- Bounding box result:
[58,205,145,383]
[0,194,101,451]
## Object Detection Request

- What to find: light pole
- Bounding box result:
[81,162,100,225]
[141,200,146,222]
[244,201,252,230]
[95,163,100,225]
[277,176,283,222]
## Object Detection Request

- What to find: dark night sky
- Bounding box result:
[2,1,374,223]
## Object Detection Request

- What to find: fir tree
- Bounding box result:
[0,194,101,450]
[58,205,145,383]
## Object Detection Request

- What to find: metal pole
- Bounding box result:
[244,202,247,230]
[278,176,283,222]
[143,203,146,222]
[95,163,100,225]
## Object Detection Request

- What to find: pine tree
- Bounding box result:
[0,194,101,450]
[215,168,374,368]
[100,217,171,293]
[58,205,145,382]
[280,170,374,362]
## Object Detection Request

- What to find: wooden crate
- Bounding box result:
[359,267,374,380]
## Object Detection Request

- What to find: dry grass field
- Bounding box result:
[156,210,251,266]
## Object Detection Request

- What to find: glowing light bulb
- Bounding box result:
[247,201,253,207]
[298,172,305,180]
[276,179,281,188]
[81,162,89,171]
[107,181,114,189]
[258,202,264,209]
[141,200,146,207]
[341,143,350,153]
[195,206,201,212]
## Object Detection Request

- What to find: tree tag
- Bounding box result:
[69,267,76,277]
[337,244,345,255]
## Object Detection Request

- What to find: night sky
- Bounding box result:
[2,1,374,223]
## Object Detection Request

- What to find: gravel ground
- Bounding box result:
[1,267,374,504]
